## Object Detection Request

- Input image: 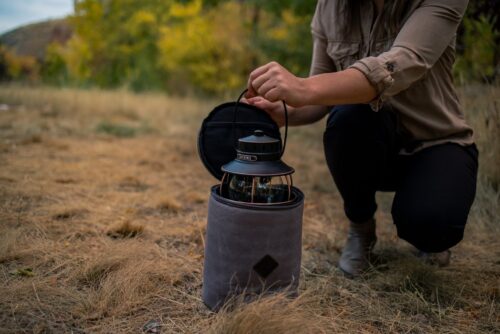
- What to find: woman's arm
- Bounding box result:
[247,0,468,111]
[245,62,377,126]
[246,62,377,108]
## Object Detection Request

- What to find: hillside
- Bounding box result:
[0,19,72,61]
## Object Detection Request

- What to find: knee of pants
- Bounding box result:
[392,206,466,253]
[325,104,374,133]
[323,104,376,154]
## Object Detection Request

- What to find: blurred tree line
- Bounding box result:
[455,0,499,83]
[0,0,498,95]
[39,0,317,95]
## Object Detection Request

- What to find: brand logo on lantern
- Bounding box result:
[237,153,258,161]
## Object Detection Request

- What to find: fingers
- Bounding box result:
[246,62,279,98]
[245,96,263,104]
[247,96,277,111]
[251,99,268,110]
[251,99,284,127]
[249,62,274,82]
[242,96,266,107]
[247,97,271,110]
[251,69,273,91]
[250,97,271,109]
[246,81,257,98]
[264,87,281,102]
[256,78,277,97]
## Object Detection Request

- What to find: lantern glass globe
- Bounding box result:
[227,174,290,204]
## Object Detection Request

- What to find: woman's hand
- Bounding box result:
[246,61,310,107]
[243,96,289,128]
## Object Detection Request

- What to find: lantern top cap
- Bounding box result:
[237,130,281,157]
[221,129,294,177]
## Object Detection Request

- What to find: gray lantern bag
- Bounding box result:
[197,90,305,311]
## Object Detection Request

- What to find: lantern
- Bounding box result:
[198,91,304,311]
[220,130,294,204]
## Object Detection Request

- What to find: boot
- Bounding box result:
[338,218,377,277]
[416,249,451,267]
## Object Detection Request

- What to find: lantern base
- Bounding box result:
[202,185,304,311]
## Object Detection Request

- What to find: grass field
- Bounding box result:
[0,85,498,333]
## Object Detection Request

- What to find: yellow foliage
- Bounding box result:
[0,46,39,81]
[71,0,105,52]
[127,10,157,37]
[282,10,303,26]
[62,36,92,82]
[259,9,313,75]
[268,10,300,41]
[266,10,309,43]
[42,36,91,84]
[40,0,315,93]
[169,0,203,18]
[158,2,254,94]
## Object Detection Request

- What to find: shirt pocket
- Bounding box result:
[326,42,360,71]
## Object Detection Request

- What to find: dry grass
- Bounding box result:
[0,84,498,333]
[207,292,328,334]
[461,84,500,190]
[106,221,145,239]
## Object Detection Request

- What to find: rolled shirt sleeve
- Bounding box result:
[350,0,469,110]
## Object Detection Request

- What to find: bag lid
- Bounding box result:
[197,99,281,180]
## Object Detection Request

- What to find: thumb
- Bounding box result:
[246,96,263,105]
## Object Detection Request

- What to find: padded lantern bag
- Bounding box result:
[203,186,304,310]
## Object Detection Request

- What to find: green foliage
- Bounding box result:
[41,43,69,85]
[455,16,498,83]
[257,10,313,77]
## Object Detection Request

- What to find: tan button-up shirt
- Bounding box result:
[310,0,474,153]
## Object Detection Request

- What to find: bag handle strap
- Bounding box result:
[233,89,288,157]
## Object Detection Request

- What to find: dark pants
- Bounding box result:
[323,104,478,252]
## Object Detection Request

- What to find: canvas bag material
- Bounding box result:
[202,186,304,311]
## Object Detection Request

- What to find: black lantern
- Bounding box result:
[220,130,294,204]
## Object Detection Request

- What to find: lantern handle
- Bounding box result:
[233,89,288,157]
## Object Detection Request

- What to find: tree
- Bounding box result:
[67,0,173,90]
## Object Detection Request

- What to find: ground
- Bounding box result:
[0,85,498,333]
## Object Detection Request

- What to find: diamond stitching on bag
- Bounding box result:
[253,255,279,279]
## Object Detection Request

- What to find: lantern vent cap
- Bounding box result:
[237,130,282,158]
[221,129,294,177]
